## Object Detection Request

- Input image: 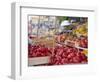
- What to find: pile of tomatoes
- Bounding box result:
[28,44,87,65]
[28,44,52,58]
[50,46,87,65]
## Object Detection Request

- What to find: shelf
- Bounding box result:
[56,41,88,50]
[28,56,50,66]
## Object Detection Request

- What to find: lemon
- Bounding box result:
[82,50,88,56]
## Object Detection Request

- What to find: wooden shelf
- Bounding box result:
[28,56,50,66]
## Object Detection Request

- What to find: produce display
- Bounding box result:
[73,23,88,37]
[28,16,88,66]
[28,44,87,65]
[28,44,52,58]
[78,37,88,48]
[50,46,87,65]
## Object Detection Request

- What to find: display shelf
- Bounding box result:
[28,56,50,66]
[56,41,88,50]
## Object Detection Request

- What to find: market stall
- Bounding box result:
[28,16,88,66]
